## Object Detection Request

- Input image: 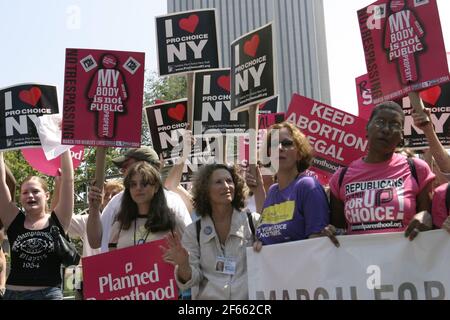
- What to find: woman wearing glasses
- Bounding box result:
[88,162,184,250]
[328,101,435,245]
[247,121,330,250]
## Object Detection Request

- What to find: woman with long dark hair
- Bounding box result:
[89,162,184,250]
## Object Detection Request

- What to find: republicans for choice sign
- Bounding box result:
[193,68,249,136]
[156,9,220,76]
[83,240,177,300]
[358,0,449,104]
[0,84,59,151]
[231,23,276,113]
[62,48,145,148]
[286,94,368,184]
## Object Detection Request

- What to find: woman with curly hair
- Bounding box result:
[161,164,259,300]
[88,162,185,250]
[247,121,330,249]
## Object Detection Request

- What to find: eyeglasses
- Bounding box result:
[371,119,403,132]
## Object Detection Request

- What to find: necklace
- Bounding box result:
[133,219,151,245]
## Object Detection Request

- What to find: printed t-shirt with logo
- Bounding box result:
[329,154,435,235]
[256,175,330,245]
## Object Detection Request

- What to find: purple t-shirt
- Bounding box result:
[256,175,330,245]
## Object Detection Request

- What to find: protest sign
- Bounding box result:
[62,48,144,148]
[356,74,376,121]
[0,84,59,151]
[193,68,248,136]
[231,23,276,113]
[156,9,220,76]
[358,0,449,104]
[145,99,189,162]
[286,94,368,184]
[403,81,450,149]
[248,230,450,300]
[21,145,84,176]
[83,240,177,300]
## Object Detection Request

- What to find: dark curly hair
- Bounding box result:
[192,164,248,217]
[265,121,314,173]
[116,162,175,232]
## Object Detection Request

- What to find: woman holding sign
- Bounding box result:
[161,164,259,300]
[88,162,185,250]
[246,122,331,249]
[0,150,74,300]
[328,102,435,245]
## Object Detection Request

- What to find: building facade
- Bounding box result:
[168,0,331,110]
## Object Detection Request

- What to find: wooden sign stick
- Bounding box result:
[248,104,259,177]
[94,147,107,190]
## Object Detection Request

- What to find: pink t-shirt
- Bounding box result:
[431,183,449,228]
[329,153,435,235]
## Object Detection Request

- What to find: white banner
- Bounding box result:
[247,230,450,300]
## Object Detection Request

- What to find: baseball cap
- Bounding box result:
[112,147,161,169]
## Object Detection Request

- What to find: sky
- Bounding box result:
[0,0,449,115]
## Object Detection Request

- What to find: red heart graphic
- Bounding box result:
[217,75,230,92]
[179,14,199,33]
[244,35,260,57]
[168,104,186,122]
[19,87,42,106]
[420,86,442,105]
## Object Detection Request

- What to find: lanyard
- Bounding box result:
[134,219,151,245]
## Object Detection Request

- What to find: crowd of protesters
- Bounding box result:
[1,101,450,300]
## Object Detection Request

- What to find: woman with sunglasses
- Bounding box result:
[247,121,330,250]
[88,161,184,250]
[328,102,435,245]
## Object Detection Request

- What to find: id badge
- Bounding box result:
[215,256,237,275]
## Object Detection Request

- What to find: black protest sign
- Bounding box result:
[231,23,276,113]
[193,68,249,136]
[156,9,220,76]
[403,82,450,150]
[258,95,279,114]
[145,100,188,161]
[0,84,59,151]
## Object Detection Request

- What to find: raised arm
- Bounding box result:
[5,164,16,201]
[0,152,20,230]
[53,151,74,231]
[413,109,450,174]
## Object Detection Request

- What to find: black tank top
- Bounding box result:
[6,211,63,287]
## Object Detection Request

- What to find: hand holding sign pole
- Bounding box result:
[408,91,430,125]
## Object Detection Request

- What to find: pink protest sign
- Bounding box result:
[21,145,84,176]
[286,94,368,185]
[358,0,449,104]
[62,48,145,148]
[82,239,177,300]
[356,74,376,121]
